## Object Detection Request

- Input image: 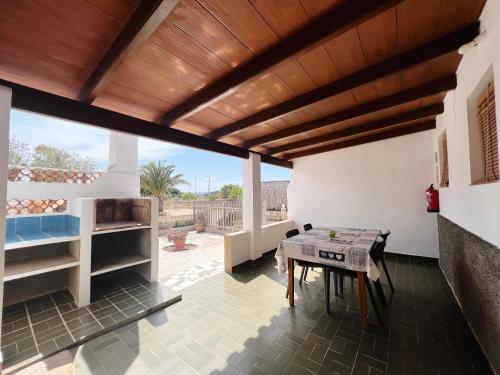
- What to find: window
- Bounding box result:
[438,131,449,187]
[477,82,499,182]
[467,67,499,185]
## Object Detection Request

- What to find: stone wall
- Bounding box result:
[438,214,500,373]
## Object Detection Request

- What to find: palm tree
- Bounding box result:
[140,161,189,212]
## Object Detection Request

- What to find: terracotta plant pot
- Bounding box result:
[195,224,205,233]
[174,239,186,250]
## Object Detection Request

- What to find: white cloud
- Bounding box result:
[138,138,184,162]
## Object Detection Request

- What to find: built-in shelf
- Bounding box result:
[93,222,151,235]
[5,235,80,251]
[4,254,80,281]
[91,255,150,276]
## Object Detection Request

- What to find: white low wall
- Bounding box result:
[261,220,296,254]
[224,219,295,272]
[288,131,439,258]
[6,132,140,215]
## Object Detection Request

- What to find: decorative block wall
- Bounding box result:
[6,199,67,215]
[8,167,100,184]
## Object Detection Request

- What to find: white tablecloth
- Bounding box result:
[275,227,381,280]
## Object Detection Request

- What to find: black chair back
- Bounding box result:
[286,229,300,238]
[380,230,391,242]
[303,223,313,231]
[370,240,386,262]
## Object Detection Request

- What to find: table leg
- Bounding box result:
[357,271,368,330]
[288,258,294,306]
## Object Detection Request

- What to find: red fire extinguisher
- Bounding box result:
[426,184,439,213]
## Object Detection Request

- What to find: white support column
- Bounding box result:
[243,152,262,260]
[108,131,139,174]
[0,85,12,365]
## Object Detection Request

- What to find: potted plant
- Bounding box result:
[195,212,206,233]
[167,230,188,250]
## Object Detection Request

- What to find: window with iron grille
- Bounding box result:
[439,131,449,188]
[477,82,499,182]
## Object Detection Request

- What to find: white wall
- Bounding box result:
[6,132,140,215]
[434,0,500,248]
[224,220,295,271]
[288,131,439,258]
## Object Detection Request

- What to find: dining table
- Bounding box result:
[275,226,381,330]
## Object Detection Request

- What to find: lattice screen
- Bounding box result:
[8,167,100,184]
[6,199,67,215]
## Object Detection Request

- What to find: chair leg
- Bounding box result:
[374,280,387,307]
[340,273,344,293]
[304,267,309,281]
[365,276,384,329]
[381,258,395,292]
[299,267,306,286]
[333,271,338,297]
[324,269,330,313]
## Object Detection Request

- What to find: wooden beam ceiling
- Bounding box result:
[159,0,403,125]
[242,76,456,149]
[2,79,292,169]
[267,103,444,155]
[284,120,436,160]
[79,0,179,103]
[210,23,479,140]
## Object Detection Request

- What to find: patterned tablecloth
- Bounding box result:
[275,227,381,280]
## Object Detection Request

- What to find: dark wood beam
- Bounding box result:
[242,75,456,149]
[284,120,436,159]
[268,103,443,155]
[79,0,179,103]
[1,80,292,169]
[159,0,403,125]
[211,22,479,140]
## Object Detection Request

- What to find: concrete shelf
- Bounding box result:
[4,254,79,281]
[92,223,151,235]
[90,254,151,276]
[5,235,80,251]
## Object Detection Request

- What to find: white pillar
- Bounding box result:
[243,152,262,260]
[108,132,139,174]
[0,86,12,362]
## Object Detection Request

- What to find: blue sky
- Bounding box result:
[9,110,290,192]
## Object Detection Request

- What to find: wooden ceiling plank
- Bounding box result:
[267,103,443,155]
[79,0,180,103]
[284,120,436,159]
[211,22,478,140]
[2,78,292,169]
[241,75,456,148]
[159,0,403,125]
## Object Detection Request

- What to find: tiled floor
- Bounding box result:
[16,254,493,375]
[2,272,180,373]
[158,231,224,282]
